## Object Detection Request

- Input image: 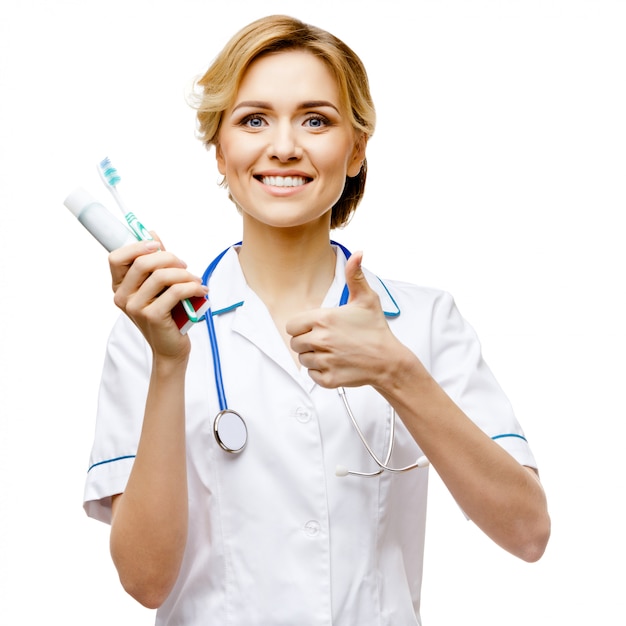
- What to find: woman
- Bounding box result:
[84,14,550,625]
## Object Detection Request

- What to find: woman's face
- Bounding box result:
[216,49,365,231]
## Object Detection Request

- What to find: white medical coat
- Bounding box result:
[84,245,537,626]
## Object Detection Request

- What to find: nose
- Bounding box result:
[267,121,302,162]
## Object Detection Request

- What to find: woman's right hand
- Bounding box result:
[108,237,208,360]
[107,237,198,606]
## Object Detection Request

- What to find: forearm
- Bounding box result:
[110,355,189,608]
[376,346,550,562]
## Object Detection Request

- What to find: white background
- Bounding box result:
[1,0,624,624]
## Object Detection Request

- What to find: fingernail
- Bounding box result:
[144,241,161,251]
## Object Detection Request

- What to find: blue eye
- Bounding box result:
[240,115,265,128]
[305,114,329,128]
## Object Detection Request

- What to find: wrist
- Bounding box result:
[152,351,190,378]
[375,342,431,397]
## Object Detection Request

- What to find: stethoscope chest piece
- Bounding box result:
[214,409,248,454]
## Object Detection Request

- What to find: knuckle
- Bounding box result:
[107,249,123,268]
[134,253,154,272]
[317,308,335,326]
[113,291,126,310]
[125,297,142,318]
[169,283,190,300]
[317,371,336,389]
[144,308,161,325]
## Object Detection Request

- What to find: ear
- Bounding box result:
[215,143,226,175]
[347,133,367,178]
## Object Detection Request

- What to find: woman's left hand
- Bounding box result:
[286,252,416,390]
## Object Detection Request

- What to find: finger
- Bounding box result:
[126,271,207,323]
[136,267,203,301]
[112,251,192,314]
[285,310,314,339]
[289,331,315,357]
[344,251,373,305]
[120,250,189,291]
[296,349,328,372]
[108,239,162,288]
[108,233,165,264]
[147,231,164,249]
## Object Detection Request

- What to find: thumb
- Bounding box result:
[345,251,371,304]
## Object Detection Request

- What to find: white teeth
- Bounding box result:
[261,176,308,187]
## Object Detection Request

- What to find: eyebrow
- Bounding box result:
[232,100,340,113]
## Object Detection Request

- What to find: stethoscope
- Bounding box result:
[202,242,429,477]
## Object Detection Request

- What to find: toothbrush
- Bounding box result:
[97,156,210,331]
[97,157,153,242]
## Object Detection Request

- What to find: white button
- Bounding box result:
[303,520,321,537]
[295,406,312,423]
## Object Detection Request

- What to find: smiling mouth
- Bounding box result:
[255,175,311,188]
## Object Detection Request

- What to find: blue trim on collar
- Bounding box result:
[212,301,244,316]
[378,278,401,318]
[332,241,400,318]
[202,241,402,319]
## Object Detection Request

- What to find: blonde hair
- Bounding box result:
[190,15,376,228]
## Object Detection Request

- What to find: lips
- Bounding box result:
[255,175,312,188]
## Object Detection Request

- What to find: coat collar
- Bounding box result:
[206,244,401,319]
[203,244,401,390]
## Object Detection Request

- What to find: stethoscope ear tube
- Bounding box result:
[336,387,429,477]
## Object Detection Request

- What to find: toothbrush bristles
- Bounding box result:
[99,157,121,187]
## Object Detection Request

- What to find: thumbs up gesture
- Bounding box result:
[286,251,407,389]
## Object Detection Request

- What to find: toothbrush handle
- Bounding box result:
[172,296,211,335]
[123,213,210,334]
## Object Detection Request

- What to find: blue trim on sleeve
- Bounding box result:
[88,455,136,473]
[491,433,528,443]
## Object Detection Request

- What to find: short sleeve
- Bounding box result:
[429,291,537,469]
[83,314,152,524]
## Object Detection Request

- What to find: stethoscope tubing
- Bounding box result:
[201,241,428,472]
[202,240,350,413]
[337,387,429,477]
[202,244,237,413]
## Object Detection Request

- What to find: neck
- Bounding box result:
[237,223,337,309]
